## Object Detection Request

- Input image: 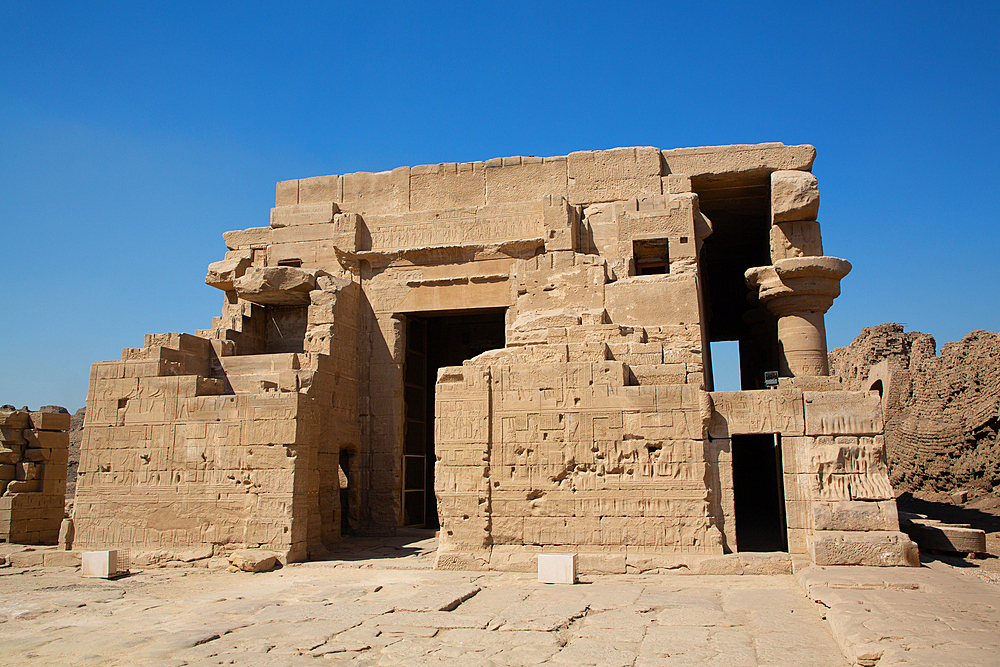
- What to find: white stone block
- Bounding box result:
[538,553,577,584]
[81,550,125,578]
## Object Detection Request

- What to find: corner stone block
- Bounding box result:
[331,212,363,252]
[804,391,883,436]
[29,412,71,431]
[771,170,819,223]
[275,179,298,207]
[812,500,899,532]
[542,195,577,252]
[0,411,30,429]
[666,173,692,193]
[33,430,69,449]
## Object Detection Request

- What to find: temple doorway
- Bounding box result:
[732,433,788,552]
[402,309,506,528]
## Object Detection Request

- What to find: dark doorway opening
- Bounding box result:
[732,433,788,552]
[695,175,779,389]
[402,309,506,528]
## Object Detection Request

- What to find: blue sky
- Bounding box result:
[2,1,997,408]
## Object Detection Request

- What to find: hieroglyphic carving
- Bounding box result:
[367,201,544,251]
[708,390,805,437]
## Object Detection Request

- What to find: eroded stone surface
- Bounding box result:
[798,563,1000,667]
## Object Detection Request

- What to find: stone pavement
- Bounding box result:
[0,535,997,667]
[798,560,1000,666]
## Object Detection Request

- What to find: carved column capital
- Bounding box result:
[745,256,851,317]
[745,257,851,377]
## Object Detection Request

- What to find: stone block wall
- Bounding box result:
[435,359,720,572]
[0,407,70,544]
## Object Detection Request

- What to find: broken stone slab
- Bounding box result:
[511,308,582,332]
[176,546,214,562]
[0,444,23,463]
[6,479,39,493]
[205,253,252,291]
[233,266,316,305]
[899,512,987,555]
[0,410,30,429]
[489,597,591,632]
[43,550,81,567]
[0,601,58,621]
[392,583,481,612]
[810,531,919,567]
[228,549,279,573]
[7,549,45,567]
[131,546,214,565]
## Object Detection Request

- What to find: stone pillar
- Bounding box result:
[745,256,851,377]
[743,169,850,377]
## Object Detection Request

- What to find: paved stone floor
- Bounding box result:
[799,560,1000,666]
[1,536,998,667]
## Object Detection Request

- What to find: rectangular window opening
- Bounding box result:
[709,340,741,392]
[633,238,670,276]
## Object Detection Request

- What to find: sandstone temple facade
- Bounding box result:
[74,143,918,570]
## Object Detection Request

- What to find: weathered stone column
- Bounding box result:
[745,256,851,377]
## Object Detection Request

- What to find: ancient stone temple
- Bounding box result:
[74,143,918,570]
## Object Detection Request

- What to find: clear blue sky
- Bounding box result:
[2,1,997,409]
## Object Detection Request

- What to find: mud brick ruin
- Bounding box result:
[1,408,70,543]
[73,143,918,570]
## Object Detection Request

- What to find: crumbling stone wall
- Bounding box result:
[74,275,360,562]
[0,406,70,544]
[831,324,1000,493]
